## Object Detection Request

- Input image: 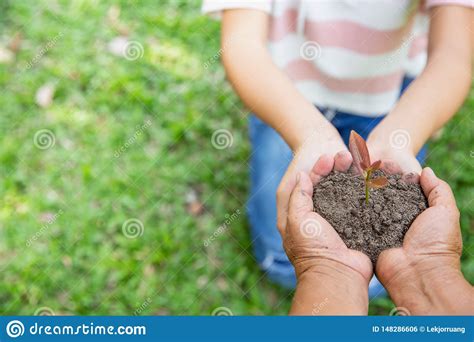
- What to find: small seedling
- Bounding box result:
[349,130,388,204]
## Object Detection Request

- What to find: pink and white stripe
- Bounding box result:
[203,0,473,116]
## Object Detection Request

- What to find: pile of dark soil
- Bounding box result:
[312,170,428,265]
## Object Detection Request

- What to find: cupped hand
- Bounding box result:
[376,167,462,282]
[368,144,422,175]
[375,167,473,314]
[283,153,373,283]
[276,129,346,236]
[366,131,422,175]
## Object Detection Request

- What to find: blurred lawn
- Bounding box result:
[0,0,472,315]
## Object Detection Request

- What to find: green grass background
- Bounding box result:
[0,0,472,315]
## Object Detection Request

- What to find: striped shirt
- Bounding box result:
[202,0,473,116]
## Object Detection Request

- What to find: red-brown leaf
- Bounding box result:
[370,160,382,171]
[367,177,389,189]
[349,130,371,174]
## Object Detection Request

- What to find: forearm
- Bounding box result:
[290,262,369,315]
[386,261,474,315]
[368,54,471,154]
[368,5,472,155]
[221,11,336,150]
[223,48,332,150]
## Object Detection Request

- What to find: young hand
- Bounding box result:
[376,167,473,315]
[366,135,422,175]
[276,126,347,237]
[285,153,373,315]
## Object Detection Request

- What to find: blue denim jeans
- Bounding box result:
[247,77,426,298]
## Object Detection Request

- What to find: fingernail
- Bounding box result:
[296,172,301,183]
[425,167,435,177]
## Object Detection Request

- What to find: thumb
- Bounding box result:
[420,167,457,208]
[287,172,314,227]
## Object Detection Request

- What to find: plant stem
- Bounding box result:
[365,170,371,204]
[365,182,369,204]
